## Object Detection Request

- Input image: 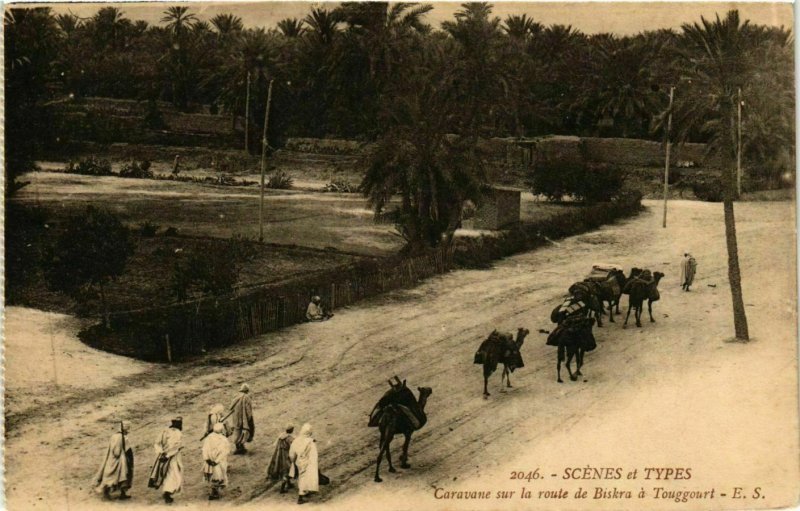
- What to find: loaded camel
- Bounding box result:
[473,327,530,398]
[622,269,665,328]
[568,281,606,327]
[583,269,627,322]
[548,298,597,382]
[369,378,433,483]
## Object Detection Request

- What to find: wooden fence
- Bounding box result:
[97,246,453,362]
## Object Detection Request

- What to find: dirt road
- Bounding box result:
[5,200,798,510]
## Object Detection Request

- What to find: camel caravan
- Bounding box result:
[367,265,663,486]
[471,264,664,390]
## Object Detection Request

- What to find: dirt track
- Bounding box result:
[4,200,798,511]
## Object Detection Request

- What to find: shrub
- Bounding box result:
[119,160,154,179]
[66,156,113,176]
[163,226,179,236]
[143,100,166,130]
[692,177,724,202]
[528,160,623,202]
[527,160,583,201]
[266,171,293,190]
[578,163,624,202]
[44,207,135,323]
[323,179,355,193]
[139,221,159,237]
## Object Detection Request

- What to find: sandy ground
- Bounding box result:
[4,200,798,511]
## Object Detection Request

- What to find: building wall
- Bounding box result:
[472,188,521,230]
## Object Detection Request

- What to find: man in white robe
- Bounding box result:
[206,403,229,437]
[94,422,133,500]
[289,423,319,504]
[229,383,255,454]
[148,417,183,504]
[306,296,333,321]
[202,423,231,500]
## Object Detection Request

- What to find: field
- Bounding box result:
[5,199,797,511]
[9,171,585,314]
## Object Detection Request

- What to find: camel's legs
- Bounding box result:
[400,432,412,469]
[576,348,584,376]
[648,300,655,322]
[636,306,642,327]
[502,365,513,388]
[566,349,577,381]
[483,375,490,397]
[375,433,388,482]
[385,438,396,473]
[607,300,615,322]
[623,304,633,328]
[557,345,565,383]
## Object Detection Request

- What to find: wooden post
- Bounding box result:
[165,334,172,363]
[737,87,743,197]
[662,86,674,229]
[259,79,274,243]
[244,71,251,153]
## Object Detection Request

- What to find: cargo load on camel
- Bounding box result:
[368,378,427,430]
[473,331,525,369]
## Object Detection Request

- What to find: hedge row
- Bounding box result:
[453,192,643,268]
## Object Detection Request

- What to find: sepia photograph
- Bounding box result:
[2,1,798,510]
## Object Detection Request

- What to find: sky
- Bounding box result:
[14,1,795,36]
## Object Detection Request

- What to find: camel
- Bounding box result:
[548,301,597,382]
[474,327,530,398]
[584,269,627,322]
[622,270,665,328]
[567,282,605,327]
[371,380,433,483]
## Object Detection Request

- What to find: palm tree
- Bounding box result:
[503,14,542,42]
[672,10,757,340]
[5,7,60,195]
[277,17,306,38]
[303,7,340,46]
[210,13,243,37]
[361,39,485,253]
[161,6,197,38]
[442,3,506,134]
[55,13,80,36]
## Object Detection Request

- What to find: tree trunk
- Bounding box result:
[720,99,750,341]
[723,196,750,340]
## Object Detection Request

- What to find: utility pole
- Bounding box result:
[244,71,251,153]
[259,79,274,243]
[737,87,743,197]
[662,86,674,229]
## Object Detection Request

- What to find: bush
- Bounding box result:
[692,177,724,202]
[44,207,135,322]
[66,156,113,176]
[323,179,355,193]
[143,100,166,130]
[119,160,154,179]
[163,226,179,236]
[266,171,293,190]
[528,160,583,201]
[528,160,623,202]
[139,221,159,237]
[169,237,255,301]
[579,163,624,202]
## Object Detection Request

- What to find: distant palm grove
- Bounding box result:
[4,3,794,187]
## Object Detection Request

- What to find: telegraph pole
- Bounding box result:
[258,79,274,243]
[737,87,743,197]
[662,86,674,228]
[244,71,251,153]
